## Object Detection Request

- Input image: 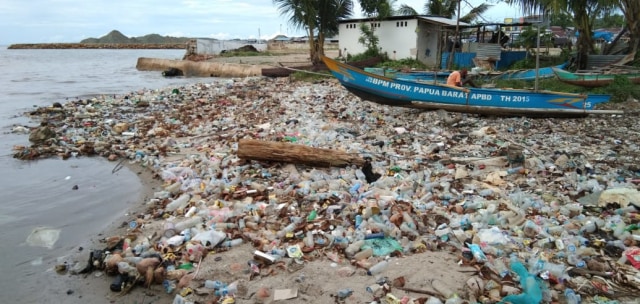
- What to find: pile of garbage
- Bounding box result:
[14,76,640,304]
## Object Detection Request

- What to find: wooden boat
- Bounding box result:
[392,63,567,83]
[492,63,567,81]
[322,55,621,117]
[552,67,640,88]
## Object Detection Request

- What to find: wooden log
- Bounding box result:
[237,139,364,168]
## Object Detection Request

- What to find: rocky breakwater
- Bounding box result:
[7,43,186,49]
[11,77,640,304]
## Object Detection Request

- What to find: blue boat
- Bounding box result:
[322,56,620,118]
[492,63,568,81]
[391,63,566,83]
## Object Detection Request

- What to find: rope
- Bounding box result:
[267,64,331,77]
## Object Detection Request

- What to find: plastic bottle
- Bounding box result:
[349,182,361,195]
[506,167,524,175]
[400,222,420,237]
[355,214,363,228]
[166,193,191,212]
[307,209,317,221]
[564,288,581,304]
[276,217,301,238]
[353,248,373,261]
[211,222,237,230]
[402,211,416,229]
[220,238,243,247]
[367,259,389,276]
[304,231,314,248]
[468,244,488,263]
[204,280,227,290]
[175,216,203,231]
[345,239,365,257]
[491,257,510,278]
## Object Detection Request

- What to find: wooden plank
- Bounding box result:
[237,139,364,168]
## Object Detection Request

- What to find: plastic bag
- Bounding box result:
[624,247,640,269]
[362,237,403,256]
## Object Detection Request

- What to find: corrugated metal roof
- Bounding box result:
[417,16,469,27]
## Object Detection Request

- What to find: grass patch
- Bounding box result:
[376,58,428,71]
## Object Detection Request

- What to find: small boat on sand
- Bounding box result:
[552,66,640,88]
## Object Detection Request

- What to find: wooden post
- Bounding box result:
[237,139,364,168]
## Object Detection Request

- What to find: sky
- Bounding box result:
[0,0,522,45]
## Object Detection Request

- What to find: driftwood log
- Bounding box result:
[237,139,364,168]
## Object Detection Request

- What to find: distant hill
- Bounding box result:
[80,30,193,44]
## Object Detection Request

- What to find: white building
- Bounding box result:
[339,15,468,67]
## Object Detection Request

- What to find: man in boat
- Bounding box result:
[446,68,477,87]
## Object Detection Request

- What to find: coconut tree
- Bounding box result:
[273,0,354,64]
[316,0,354,62]
[360,0,395,18]
[395,0,491,23]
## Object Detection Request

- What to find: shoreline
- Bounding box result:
[17,75,640,304]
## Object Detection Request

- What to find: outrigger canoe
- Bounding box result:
[322,56,621,117]
[552,67,640,88]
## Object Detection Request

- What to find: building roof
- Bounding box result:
[417,16,469,27]
[271,34,290,41]
[339,14,468,27]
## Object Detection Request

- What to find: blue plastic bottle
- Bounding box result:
[564,288,580,304]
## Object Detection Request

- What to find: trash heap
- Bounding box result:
[14,77,640,304]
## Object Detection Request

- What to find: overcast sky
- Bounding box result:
[0,0,520,45]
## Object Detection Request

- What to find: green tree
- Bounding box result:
[594,13,625,29]
[360,0,395,18]
[619,0,640,60]
[273,0,354,64]
[395,0,491,23]
[504,0,617,69]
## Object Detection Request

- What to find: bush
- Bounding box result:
[599,75,640,102]
[377,58,427,71]
[347,48,386,62]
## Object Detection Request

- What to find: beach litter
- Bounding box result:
[12,76,640,303]
[26,226,61,249]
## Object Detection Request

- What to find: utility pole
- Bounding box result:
[448,0,461,70]
[535,23,540,92]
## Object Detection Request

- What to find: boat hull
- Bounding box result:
[322,56,618,117]
[552,67,640,88]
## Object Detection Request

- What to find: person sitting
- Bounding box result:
[446,68,477,87]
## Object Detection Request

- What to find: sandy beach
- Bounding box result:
[18,52,640,304]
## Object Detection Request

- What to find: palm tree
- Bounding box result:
[395,0,491,23]
[360,0,395,18]
[316,0,354,62]
[273,0,353,64]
